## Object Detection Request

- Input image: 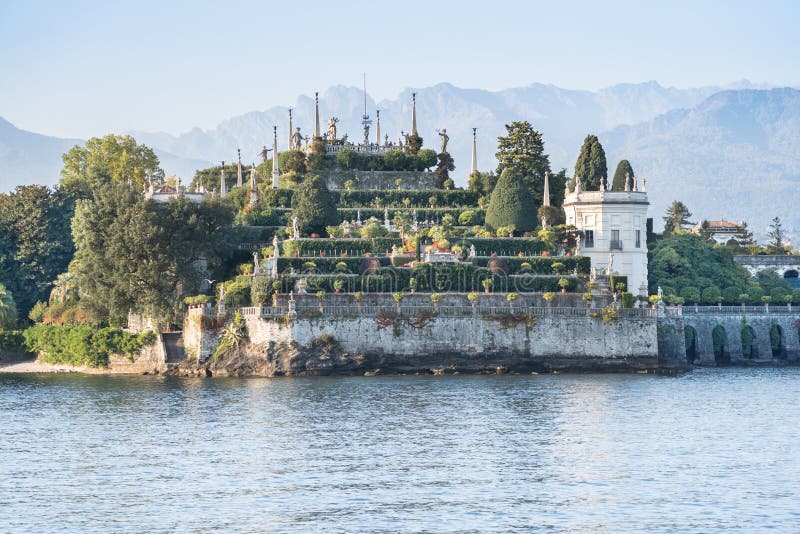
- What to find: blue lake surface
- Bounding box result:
[1,368,799,532]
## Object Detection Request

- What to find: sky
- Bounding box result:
[1,0,798,139]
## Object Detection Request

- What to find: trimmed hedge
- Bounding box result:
[334,189,479,208]
[469,256,590,275]
[460,238,546,256]
[277,257,391,273]
[282,237,404,257]
[23,325,156,368]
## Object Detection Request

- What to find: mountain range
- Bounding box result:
[1,80,797,237]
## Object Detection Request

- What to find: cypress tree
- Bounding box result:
[485,168,538,233]
[573,134,607,191]
[612,160,634,191]
[290,174,337,236]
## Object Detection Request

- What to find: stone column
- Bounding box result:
[236,149,243,188]
[542,171,550,227]
[219,161,227,199]
[411,92,417,136]
[287,108,293,150]
[314,92,320,138]
[375,110,381,145]
[470,127,478,175]
[272,126,280,189]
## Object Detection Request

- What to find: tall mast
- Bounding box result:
[287,108,293,150]
[361,73,371,145]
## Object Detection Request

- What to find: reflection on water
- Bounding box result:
[1,369,800,532]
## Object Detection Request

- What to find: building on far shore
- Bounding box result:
[691,219,743,245]
[563,174,649,295]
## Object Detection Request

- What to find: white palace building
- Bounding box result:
[562,174,650,296]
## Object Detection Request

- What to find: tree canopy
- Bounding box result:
[611,160,634,191]
[767,216,787,253]
[573,134,607,191]
[649,233,753,302]
[485,168,538,233]
[290,174,338,236]
[70,182,234,324]
[495,121,552,205]
[0,185,74,319]
[60,134,163,199]
[0,283,18,330]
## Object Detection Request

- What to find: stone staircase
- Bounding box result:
[161,333,186,365]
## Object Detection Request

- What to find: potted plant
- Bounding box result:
[543,292,555,308]
[482,279,493,294]
[506,292,518,310]
[467,292,479,308]
[648,295,662,309]
[316,290,325,310]
[762,295,771,311]
[582,292,593,308]
[559,278,570,294]
[333,279,344,293]
[739,293,749,309]
[785,294,793,311]
[430,293,441,309]
[354,291,364,310]
[552,262,565,275]
[392,292,404,309]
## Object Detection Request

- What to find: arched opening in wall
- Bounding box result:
[741,323,757,359]
[770,323,785,359]
[784,270,800,289]
[712,325,729,365]
[684,326,698,364]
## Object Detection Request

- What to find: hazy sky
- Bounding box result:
[1,0,798,139]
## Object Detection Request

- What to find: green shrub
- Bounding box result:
[0,331,25,353]
[485,168,537,232]
[621,292,634,308]
[22,325,155,367]
[610,275,628,293]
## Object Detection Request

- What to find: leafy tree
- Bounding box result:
[611,159,634,191]
[649,233,752,296]
[190,163,241,193]
[336,148,359,169]
[415,149,437,171]
[467,171,484,196]
[60,134,163,199]
[290,174,337,236]
[384,149,407,171]
[434,152,455,187]
[495,121,551,199]
[0,186,75,319]
[485,168,538,233]
[70,182,234,324]
[701,286,722,304]
[767,216,786,253]
[697,220,714,241]
[573,134,607,191]
[0,283,18,330]
[283,150,307,175]
[662,200,693,236]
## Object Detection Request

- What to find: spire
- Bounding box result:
[314,92,320,138]
[288,108,293,151]
[249,163,259,208]
[541,171,551,228]
[236,148,243,188]
[470,127,478,175]
[375,110,381,145]
[220,161,227,198]
[411,92,417,136]
[272,126,279,189]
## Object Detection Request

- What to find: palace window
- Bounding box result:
[584,230,594,248]
[635,230,641,248]
[610,229,622,250]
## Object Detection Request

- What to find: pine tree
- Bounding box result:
[573,134,607,191]
[662,200,693,236]
[495,121,551,204]
[485,168,538,233]
[767,217,786,253]
[611,160,634,191]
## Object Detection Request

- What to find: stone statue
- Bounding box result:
[327,117,339,141]
[575,177,583,194]
[260,145,269,163]
[469,244,476,258]
[356,209,362,226]
[658,286,663,298]
[363,123,370,146]
[575,233,582,254]
[272,235,280,258]
[292,216,300,240]
[438,128,449,153]
[296,278,307,294]
[391,244,398,257]
[599,176,606,192]
[341,220,351,238]
[590,266,597,282]
[564,179,571,197]
[625,172,632,192]
[607,253,615,275]
[291,128,304,150]
[253,251,261,274]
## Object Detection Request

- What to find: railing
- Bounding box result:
[681,305,797,315]
[609,240,623,251]
[239,304,658,319]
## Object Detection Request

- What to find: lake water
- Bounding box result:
[1,369,799,532]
